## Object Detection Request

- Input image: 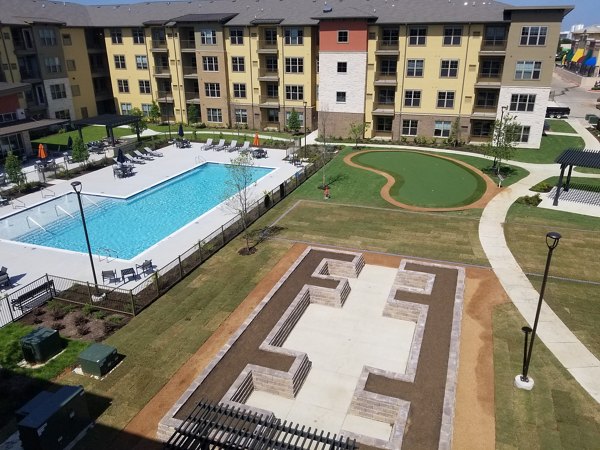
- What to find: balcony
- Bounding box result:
[94,89,113,100]
[257,40,278,54]
[156,90,174,102]
[182,66,198,78]
[472,105,498,117]
[374,73,398,86]
[259,96,279,107]
[480,39,507,54]
[179,40,196,51]
[90,65,109,77]
[153,66,171,78]
[13,43,36,55]
[185,91,201,103]
[375,41,400,55]
[372,102,396,115]
[150,39,168,52]
[258,69,279,81]
[475,75,502,87]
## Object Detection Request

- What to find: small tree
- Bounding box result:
[4,151,25,190]
[148,101,161,124]
[129,107,148,134]
[71,136,89,167]
[349,122,369,147]
[223,153,256,254]
[483,113,521,175]
[448,117,461,147]
[318,104,332,188]
[187,104,200,125]
[287,108,301,134]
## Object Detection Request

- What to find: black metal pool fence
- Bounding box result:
[0,155,332,326]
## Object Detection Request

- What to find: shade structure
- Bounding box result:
[565,48,574,62]
[572,48,585,63]
[37,143,47,159]
[67,135,73,149]
[116,148,126,164]
[253,132,260,146]
[178,123,184,137]
[584,56,597,67]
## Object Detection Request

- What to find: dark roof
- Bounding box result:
[555,149,600,169]
[170,13,238,24]
[0,118,69,137]
[250,18,284,25]
[0,82,30,95]
[72,114,140,128]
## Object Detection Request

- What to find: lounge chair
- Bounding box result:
[0,195,9,206]
[225,140,238,152]
[136,259,154,276]
[239,141,251,154]
[134,150,153,160]
[201,139,214,150]
[213,139,226,151]
[1,266,11,288]
[124,153,144,164]
[144,147,163,157]
[102,269,117,284]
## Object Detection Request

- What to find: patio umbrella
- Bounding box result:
[253,132,260,147]
[178,123,184,138]
[38,143,47,160]
[116,148,126,164]
[67,135,73,149]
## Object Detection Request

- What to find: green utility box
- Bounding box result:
[78,343,119,377]
[20,328,63,364]
[589,115,599,125]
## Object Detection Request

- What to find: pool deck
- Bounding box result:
[0,143,301,299]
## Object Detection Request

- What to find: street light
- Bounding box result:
[303,101,307,158]
[515,231,562,390]
[71,181,99,291]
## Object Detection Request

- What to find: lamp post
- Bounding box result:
[515,231,561,390]
[303,101,307,158]
[71,181,99,291]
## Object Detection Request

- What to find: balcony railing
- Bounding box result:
[179,40,196,50]
[258,69,279,79]
[257,40,278,52]
[259,95,279,105]
[153,66,171,76]
[374,73,398,84]
[185,91,201,102]
[156,90,174,102]
[182,66,198,76]
[20,70,41,80]
[481,39,507,51]
[151,39,167,49]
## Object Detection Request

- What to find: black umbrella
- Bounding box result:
[116,148,126,164]
[178,123,184,138]
[67,135,73,149]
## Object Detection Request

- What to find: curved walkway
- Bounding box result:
[344,149,499,211]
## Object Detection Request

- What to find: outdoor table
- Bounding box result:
[121,268,136,282]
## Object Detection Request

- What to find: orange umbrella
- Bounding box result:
[38,143,47,159]
[253,132,260,147]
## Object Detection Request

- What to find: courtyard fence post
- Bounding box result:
[153,272,160,297]
[221,225,226,246]
[178,256,183,280]
[5,296,14,322]
[198,242,203,263]
[130,290,136,316]
[86,282,92,300]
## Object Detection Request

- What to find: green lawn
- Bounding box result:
[494,303,600,450]
[147,124,295,141]
[352,151,487,207]
[545,119,577,133]
[535,176,600,192]
[512,135,585,164]
[574,167,600,174]
[32,126,131,147]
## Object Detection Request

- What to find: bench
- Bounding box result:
[11,281,56,312]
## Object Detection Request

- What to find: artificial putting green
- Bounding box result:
[352,151,487,208]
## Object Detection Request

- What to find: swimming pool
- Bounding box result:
[0,163,273,259]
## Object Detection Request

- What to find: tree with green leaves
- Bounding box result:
[287,108,301,134]
[223,153,256,254]
[448,117,461,147]
[71,136,89,167]
[187,104,200,125]
[483,112,521,175]
[129,107,148,134]
[149,101,161,124]
[349,122,369,147]
[4,151,25,190]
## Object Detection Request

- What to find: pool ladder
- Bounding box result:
[195,155,206,165]
[97,247,118,262]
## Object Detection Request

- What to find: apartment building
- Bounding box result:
[1,0,572,149]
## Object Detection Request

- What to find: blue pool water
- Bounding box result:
[3,163,273,259]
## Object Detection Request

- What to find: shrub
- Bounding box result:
[33,307,45,317]
[516,194,542,206]
[76,324,90,336]
[414,135,427,145]
[82,304,96,317]
[73,313,89,327]
[51,322,65,331]
[531,181,554,193]
[92,310,107,320]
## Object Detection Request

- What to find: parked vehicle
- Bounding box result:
[545,106,571,118]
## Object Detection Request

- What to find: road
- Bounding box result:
[550,70,600,119]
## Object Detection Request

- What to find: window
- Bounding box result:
[376,117,393,132]
[285,57,303,73]
[404,90,421,107]
[45,57,61,73]
[440,60,459,77]
[337,62,347,73]
[266,109,279,122]
[382,28,399,46]
[409,26,427,45]
[111,28,123,44]
[520,26,547,46]
[443,27,462,45]
[132,28,145,44]
[336,91,346,103]
[380,58,397,75]
[202,56,218,71]
[71,85,80,97]
[235,109,248,124]
[285,85,304,101]
[152,28,165,43]
[471,120,493,137]
[265,28,277,45]
[476,91,497,108]
[233,83,246,98]
[406,59,424,77]
[338,30,349,43]
[284,28,303,45]
[62,33,72,45]
[286,110,304,126]
[434,121,452,137]
[114,55,126,69]
[480,59,502,78]
[484,26,506,46]
[200,29,217,45]
[120,102,132,115]
[232,56,245,72]
[39,29,56,46]
[516,126,531,143]
[266,56,278,72]
[117,79,129,93]
[66,59,76,71]
[139,80,151,94]
[136,55,148,70]
[204,83,221,97]
[378,88,395,104]
[230,29,244,45]
[510,94,536,112]
[207,108,222,122]
[266,83,278,98]
[50,83,66,100]
[142,103,152,116]
[402,120,418,136]
[54,109,71,120]
[437,91,455,108]
[515,61,541,80]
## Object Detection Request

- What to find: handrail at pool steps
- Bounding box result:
[0,152,334,327]
[41,187,55,198]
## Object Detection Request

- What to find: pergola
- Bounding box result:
[165,400,358,449]
[553,149,600,205]
[71,114,142,145]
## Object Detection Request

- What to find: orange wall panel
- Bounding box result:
[0,93,19,113]
[319,20,368,52]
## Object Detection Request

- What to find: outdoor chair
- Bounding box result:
[214,139,226,151]
[134,150,153,160]
[201,138,214,150]
[124,154,144,165]
[144,147,163,157]
[0,195,9,206]
[0,272,10,288]
[239,141,250,154]
[101,269,118,284]
[136,259,154,276]
[226,140,238,152]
